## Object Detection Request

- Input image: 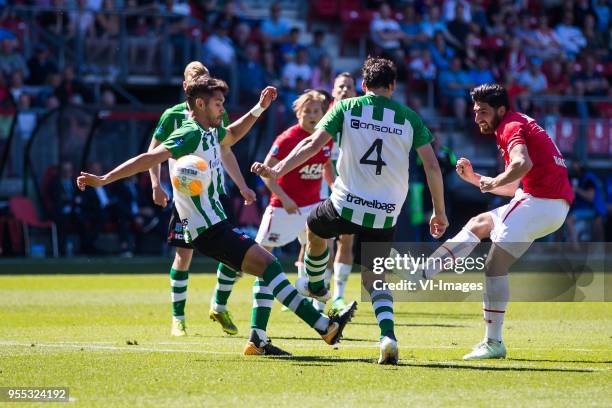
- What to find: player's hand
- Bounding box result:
[76,172,107,191]
[259,86,278,109]
[240,188,256,205]
[251,162,279,179]
[479,176,498,193]
[456,157,475,182]
[281,197,300,214]
[152,185,169,208]
[429,212,449,239]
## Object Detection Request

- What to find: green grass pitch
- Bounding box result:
[1,273,610,407]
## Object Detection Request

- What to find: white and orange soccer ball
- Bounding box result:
[171,155,211,196]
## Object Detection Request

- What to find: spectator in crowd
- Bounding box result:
[49,161,78,255]
[409,48,436,80]
[100,89,116,108]
[592,0,610,32]
[533,15,563,59]
[203,20,235,83]
[504,37,527,75]
[260,2,291,45]
[518,58,548,95]
[582,14,606,57]
[572,0,594,28]
[15,93,36,140]
[438,56,472,126]
[421,4,458,48]
[281,47,312,90]
[566,162,607,245]
[469,55,495,86]
[26,43,57,86]
[262,48,280,86]
[573,55,609,97]
[442,0,471,22]
[74,161,111,254]
[310,54,334,93]
[0,38,28,78]
[503,71,529,112]
[279,27,302,64]
[55,65,92,104]
[307,29,327,66]
[370,2,405,62]
[213,1,243,36]
[125,0,159,74]
[428,30,455,71]
[88,0,119,73]
[399,5,427,52]
[544,60,571,95]
[238,43,267,105]
[446,3,471,48]
[555,12,587,59]
[68,0,95,41]
[37,0,72,40]
[232,22,252,62]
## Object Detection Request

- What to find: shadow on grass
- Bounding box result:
[509,358,612,365]
[271,335,373,343]
[392,311,479,319]
[350,322,467,328]
[397,361,598,373]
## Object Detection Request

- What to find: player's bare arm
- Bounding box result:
[221,86,277,146]
[220,144,256,205]
[480,144,532,193]
[77,145,172,191]
[147,137,169,207]
[251,129,332,179]
[456,157,520,197]
[259,154,299,214]
[416,143,448,238]
[322,159,335,187]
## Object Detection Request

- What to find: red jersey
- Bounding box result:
[495,111,574,204]
[268,124,333,207]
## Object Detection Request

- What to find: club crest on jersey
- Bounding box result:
[299,163,323,179]
[322,145,331,157]
[350,119,402,135]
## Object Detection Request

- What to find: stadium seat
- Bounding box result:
[307,0,339,30]
[9,196,59,258]
[339,6,375,56]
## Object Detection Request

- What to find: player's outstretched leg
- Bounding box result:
[169,247,193,336]
[209,263,238,335]
[243,277,291,356]
[241,245,357,347]
[370,287,398,365]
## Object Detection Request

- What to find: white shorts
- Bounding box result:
[489,189,569,258]
[255,203,320,247]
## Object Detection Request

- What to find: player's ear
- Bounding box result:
[497,105,507,118]
[361,81,367,94]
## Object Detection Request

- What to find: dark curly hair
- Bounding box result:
[470,84,509,110]
[185,76,228,110]
[361,57,396,90]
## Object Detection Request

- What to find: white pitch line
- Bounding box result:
[0,341,237,355]
[0,340,606,353]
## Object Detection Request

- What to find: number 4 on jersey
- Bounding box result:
[360,139,386,175]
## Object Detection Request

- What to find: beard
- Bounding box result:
[210,114,223,128]
[477,113,501,134]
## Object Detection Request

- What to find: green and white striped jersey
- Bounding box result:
[161,119,229,241]
[316,94,433,229]
[153,102,230,195]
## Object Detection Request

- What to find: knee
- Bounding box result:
[465,213,492,239]
[306,228,327,254]
[174,248,193,269]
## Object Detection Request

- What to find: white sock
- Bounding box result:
[297,263,307,279]
[333,262,352,300]
[325,268,332,288]
[252,328,269,344]
[483,275,509,342]
[424,228,480,279]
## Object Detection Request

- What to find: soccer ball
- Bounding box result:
[171,155,211,196]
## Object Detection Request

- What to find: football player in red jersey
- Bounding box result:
[244,90,336,355]
[417,84,573,360]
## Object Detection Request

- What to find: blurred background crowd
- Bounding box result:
[0,0,610,257]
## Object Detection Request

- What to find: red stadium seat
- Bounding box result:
[308,0,340,30]
[9,196,58,257]
[339,8,375,56]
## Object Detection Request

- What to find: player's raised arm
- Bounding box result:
[221,86,277,146]
[416,143,448,238]
[77,144,172,191]
[456,157,520,197]
[251,128,332,179]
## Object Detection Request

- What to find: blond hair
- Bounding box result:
[292,90,326,115]
[184,61,209,81]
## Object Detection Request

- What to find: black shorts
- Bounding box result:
[191,220,257,271]
[307,199,395,272]
[167,205,192,249]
